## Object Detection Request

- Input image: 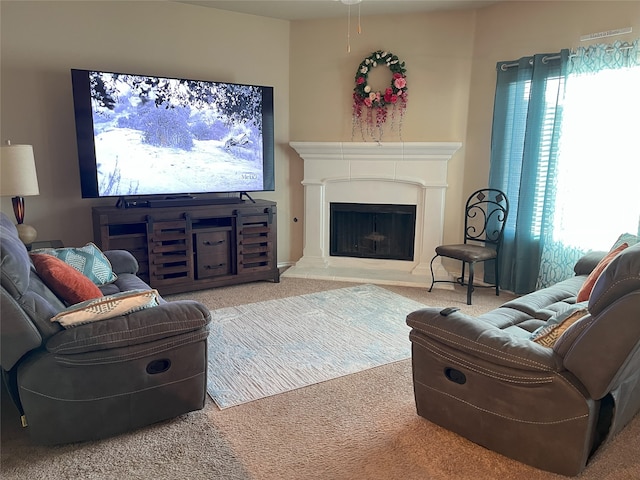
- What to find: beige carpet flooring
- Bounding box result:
[2,277,639,479]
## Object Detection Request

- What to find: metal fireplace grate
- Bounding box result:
[329,203,416,261]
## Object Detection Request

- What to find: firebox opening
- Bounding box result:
[330,203,416,261]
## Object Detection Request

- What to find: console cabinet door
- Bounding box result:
[195,228,232,278]
[236,208,276,275]
[146,217,194,288]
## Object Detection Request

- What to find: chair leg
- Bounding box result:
[467,262,475,305]
[494,257,500,297]
[458,261,466,286]
[428,254,438,292]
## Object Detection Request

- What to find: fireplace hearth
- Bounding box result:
[284,142,461,287]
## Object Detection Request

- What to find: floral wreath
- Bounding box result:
[352,50,407,140]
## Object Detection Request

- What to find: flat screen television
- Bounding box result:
[70,68,275,205]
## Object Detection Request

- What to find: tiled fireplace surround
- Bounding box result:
[283,142,461,287]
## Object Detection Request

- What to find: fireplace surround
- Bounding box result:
[284,142,461,287]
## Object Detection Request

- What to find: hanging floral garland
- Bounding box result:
[352,50,407,141]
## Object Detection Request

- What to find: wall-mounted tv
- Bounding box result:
[71,68,275,204]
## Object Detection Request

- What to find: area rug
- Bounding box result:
[206,284,426,409]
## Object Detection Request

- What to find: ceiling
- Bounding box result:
[174,0,500,21]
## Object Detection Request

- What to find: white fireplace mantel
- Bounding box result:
[284,141,462,287]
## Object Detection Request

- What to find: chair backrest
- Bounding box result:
[559,242,640,404]
[1,212,64,370]
[463,189,509,249]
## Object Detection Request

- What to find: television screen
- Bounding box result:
[71,69,275,200]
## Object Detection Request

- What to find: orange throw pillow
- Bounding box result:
[576,242,628,302]
[30,253,103,305]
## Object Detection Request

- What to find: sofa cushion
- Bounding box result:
[501,276,584,321]
[98,273,159,298]
[477,306,539,331]
[31,242,117,286]
[30,253,103,305]
[577,242,628,302]
[52,289,159,328]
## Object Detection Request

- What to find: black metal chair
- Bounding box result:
[429,189,509,305]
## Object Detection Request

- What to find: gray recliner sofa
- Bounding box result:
[1,212,212,445]
[407,241,640,476]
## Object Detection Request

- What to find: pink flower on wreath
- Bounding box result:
[364,97,372,107]
[356,76,365,85]
[384,88,397,104]
[394,76,407,89]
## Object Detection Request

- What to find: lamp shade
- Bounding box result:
[0,144,40,196]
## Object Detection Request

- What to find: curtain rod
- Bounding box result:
[500,44,635,70]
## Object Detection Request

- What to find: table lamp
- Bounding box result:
[1,141,40,245]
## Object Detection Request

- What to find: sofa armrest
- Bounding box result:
[573,250,607,276]
[102,250,139,275]
[407,307,561,372]
[45,300,210,355]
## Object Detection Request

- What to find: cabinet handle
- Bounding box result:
[204,263,226,270]
[203,240,224,246]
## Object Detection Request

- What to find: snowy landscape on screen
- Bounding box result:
[89,71,265,196]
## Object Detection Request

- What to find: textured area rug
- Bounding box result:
[206,284,426,409]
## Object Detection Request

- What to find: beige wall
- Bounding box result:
[0,1,291,257]
[2,1,639,266]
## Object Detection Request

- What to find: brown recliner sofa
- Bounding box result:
[1,212,211,445]
[407,241,640,476]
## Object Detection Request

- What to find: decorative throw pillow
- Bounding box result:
[530,308,589,348]
[51,289,159,328]
[32,242,117,286]
[30,253,103,305]
[576,242,628,302]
